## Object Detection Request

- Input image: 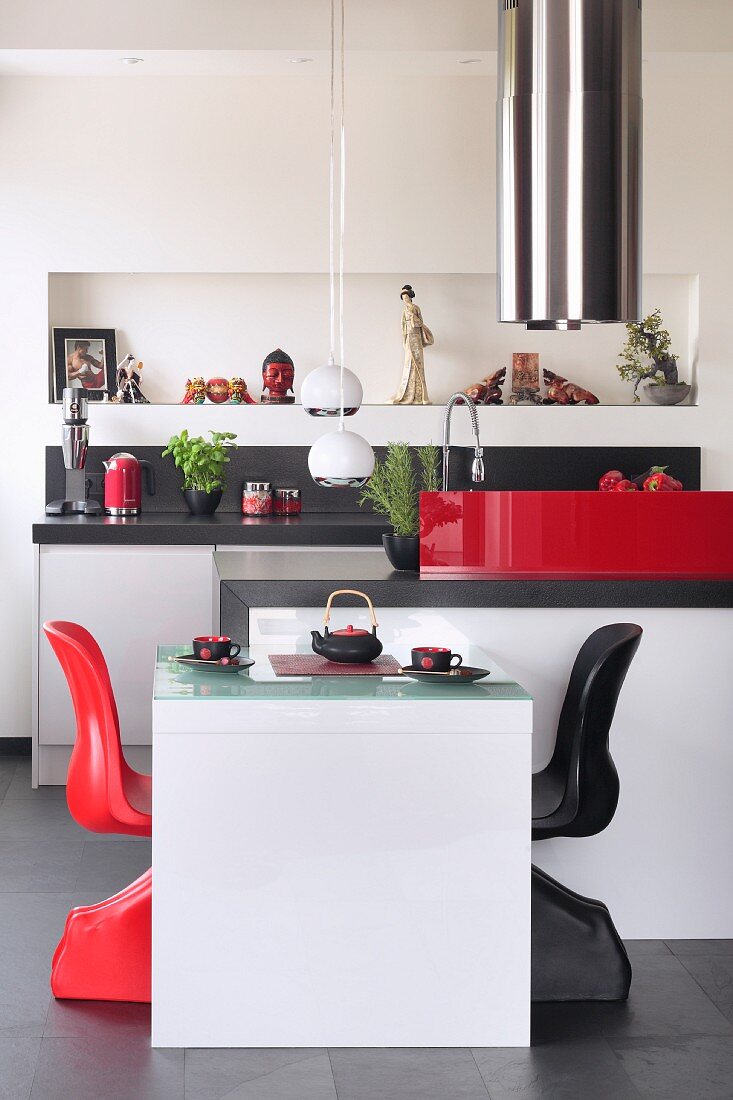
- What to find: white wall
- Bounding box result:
[2,64,733,745]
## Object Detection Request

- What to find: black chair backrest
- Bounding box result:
[549,623,642,837]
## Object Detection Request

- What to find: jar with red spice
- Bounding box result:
[273,487,302,516]
[242,481,272,516]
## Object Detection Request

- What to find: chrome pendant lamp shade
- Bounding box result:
[497,0,642,329]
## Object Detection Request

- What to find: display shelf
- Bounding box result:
[48,271,699,410]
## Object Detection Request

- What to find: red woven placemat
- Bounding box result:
[269,654,401,677]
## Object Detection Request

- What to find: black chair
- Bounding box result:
[531,623,642,1002]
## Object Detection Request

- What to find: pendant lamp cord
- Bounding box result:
[328,0,336,370]
[338,0,346,430]
[328,0,346,431]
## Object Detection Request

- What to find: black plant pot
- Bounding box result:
[382,533,420,572]
[184,488,223,516]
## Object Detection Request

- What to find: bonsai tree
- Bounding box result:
[617,308,684,401]
[358,443,440,537]
[162,429,237,494]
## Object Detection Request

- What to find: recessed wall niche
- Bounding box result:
[48,272,698,406]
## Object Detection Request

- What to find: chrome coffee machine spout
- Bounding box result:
[45,389,102,515]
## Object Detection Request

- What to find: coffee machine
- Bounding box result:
[45,389,103,515]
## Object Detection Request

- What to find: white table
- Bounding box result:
[151,644,532,1048]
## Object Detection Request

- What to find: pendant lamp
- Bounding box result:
[301,358,362,417]
[306,0,373,488]
[308,424,375,487]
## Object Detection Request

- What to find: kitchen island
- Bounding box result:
[210,549,733,941]
[152,644,532,1048]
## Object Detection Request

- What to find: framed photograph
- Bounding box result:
[51,328,117,403]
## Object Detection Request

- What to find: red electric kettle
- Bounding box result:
[103,452,156,515]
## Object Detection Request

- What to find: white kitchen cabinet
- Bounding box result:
[35,545,215,785]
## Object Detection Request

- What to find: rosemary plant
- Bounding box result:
[358,443,440,537]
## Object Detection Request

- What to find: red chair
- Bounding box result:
[43,620,152,1002]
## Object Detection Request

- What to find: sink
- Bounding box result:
[419,491,733,580]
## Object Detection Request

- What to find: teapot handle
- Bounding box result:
[323,589,378,629]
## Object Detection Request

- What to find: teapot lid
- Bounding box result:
[331,624,370,636]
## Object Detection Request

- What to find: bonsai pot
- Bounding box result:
[644,382,691,406]
[184,488,223,516]
[383,533,420,572]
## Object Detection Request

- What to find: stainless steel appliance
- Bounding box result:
[45,389,103,515]
[497,0,642,329]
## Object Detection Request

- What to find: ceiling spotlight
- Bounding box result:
[458,58,482,65]
[289,57,313,64]
[120,57,144,65]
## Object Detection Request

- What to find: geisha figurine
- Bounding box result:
[390,284,434,405]
[111,354,149,404]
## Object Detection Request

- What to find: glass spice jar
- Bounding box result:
[273,487,302,516]
[242,481,272,516]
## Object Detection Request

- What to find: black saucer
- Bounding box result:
[169,654,254,675]
[398,664,491,685]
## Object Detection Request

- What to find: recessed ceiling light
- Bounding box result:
[458,58,482,65]
[120,57,144,65]
[289,57,313,64]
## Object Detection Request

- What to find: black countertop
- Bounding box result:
[215,552,733,644]
[32,512,389,546]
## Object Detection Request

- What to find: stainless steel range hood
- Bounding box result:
[497,0,642,330]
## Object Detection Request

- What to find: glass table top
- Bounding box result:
[154,644,531,703]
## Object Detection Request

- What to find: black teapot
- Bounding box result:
[311,589,383,664]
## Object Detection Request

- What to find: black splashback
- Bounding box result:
[45,445,701,512]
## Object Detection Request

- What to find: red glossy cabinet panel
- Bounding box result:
[419,492,733,579]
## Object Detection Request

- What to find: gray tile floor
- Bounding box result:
[1,752,732,1099]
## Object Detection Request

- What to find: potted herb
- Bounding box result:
[162,429,237,516]
[359,442,440,571]
[617,309,690,405]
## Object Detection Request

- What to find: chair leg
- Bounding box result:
[531,862,610,913]
[51,868,151,1003]
[531,864,631,1002]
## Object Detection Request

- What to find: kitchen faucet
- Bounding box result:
[442,392,485,492]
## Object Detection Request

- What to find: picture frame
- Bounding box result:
[511,352,540,394]
[51,328,117,403]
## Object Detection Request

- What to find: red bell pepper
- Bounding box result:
[611,479,638,492]
[643,471,683,492]
[598,469,625,492]
[631,465,666,489]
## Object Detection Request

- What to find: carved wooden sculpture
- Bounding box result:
[463,367,506,405]
[543,369,600,405]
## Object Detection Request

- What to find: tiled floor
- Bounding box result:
[1,752,732,1099]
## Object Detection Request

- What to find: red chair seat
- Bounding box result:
[44,621,153,1000]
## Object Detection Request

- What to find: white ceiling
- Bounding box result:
[0,0,732,56]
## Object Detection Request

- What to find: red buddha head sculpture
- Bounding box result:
[261,348,295,404]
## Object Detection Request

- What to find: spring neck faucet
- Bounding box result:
[442,392,485,492]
